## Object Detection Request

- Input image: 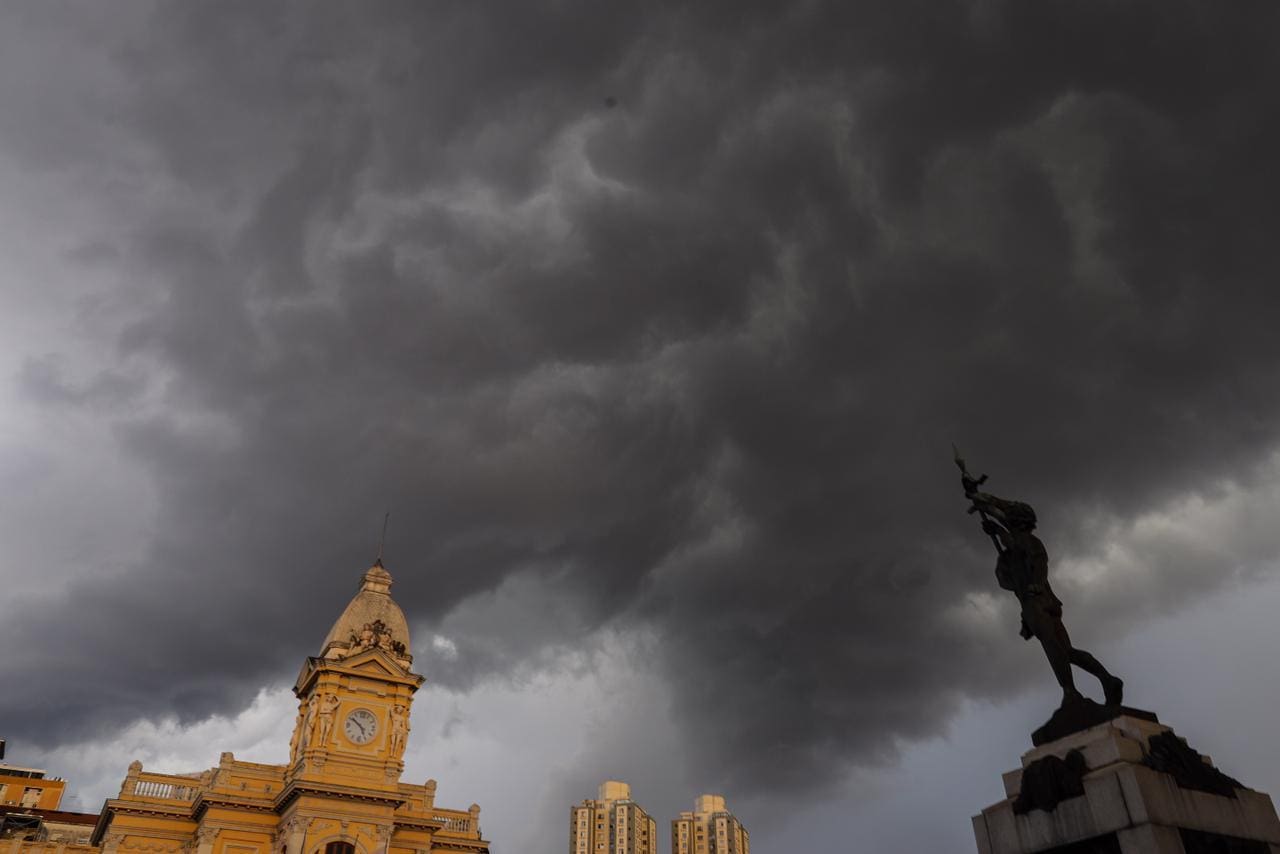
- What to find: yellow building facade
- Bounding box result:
[0,765,66,811]
[12,560,489,854]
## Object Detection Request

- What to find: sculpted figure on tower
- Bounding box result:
[315,693,340,747]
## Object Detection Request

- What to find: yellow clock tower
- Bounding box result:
[81,559,490,854]
[287,560,422,793]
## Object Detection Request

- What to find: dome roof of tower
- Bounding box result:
[320,561,413,667]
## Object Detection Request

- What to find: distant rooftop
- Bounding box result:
[0,764,48,780]
[0,805,98,825]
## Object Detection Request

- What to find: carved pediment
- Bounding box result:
[295,649,423,698]
[348,655,401,678]
[341,646,417,678]
[335,645,421,681]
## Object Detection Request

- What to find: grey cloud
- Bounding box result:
[17,355,145,410]
[3,0,1280,826]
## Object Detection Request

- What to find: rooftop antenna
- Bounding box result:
[375,512,390,566]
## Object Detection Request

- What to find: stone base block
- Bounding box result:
[973,715,1280,854]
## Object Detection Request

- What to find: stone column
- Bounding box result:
[195,826,219,854]
[285,818,309,854]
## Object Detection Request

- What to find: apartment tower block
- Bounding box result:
[570,781,658,854]
[671,794,749,854]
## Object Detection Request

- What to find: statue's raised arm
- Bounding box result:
[967,490,1036,534]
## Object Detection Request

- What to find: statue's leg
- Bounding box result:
[1069,648,1124,706]
[1026,607,1078,698]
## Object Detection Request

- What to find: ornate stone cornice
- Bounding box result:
[274,781,407,813]
[385,818,442,832]
[103,800,195,820]
[293,654,424,697]
[192,794,277,820]
[426,841,489,854]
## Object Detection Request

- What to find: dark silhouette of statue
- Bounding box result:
[954,448,1123,708]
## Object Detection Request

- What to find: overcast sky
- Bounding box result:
[3,2,1280,852]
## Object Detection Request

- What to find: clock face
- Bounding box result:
[344,708,378,745]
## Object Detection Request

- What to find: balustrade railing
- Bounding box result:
[132,779,198,800]
[431,815,472,833]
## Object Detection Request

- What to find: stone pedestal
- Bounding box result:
[973,714,1280,853]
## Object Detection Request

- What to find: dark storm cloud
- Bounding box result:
[5,0,1280,802]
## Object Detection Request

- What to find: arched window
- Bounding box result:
[324,842,354,854]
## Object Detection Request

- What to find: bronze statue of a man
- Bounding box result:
[958,455,1124,707]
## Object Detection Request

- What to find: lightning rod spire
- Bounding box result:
[375,512,390,566]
